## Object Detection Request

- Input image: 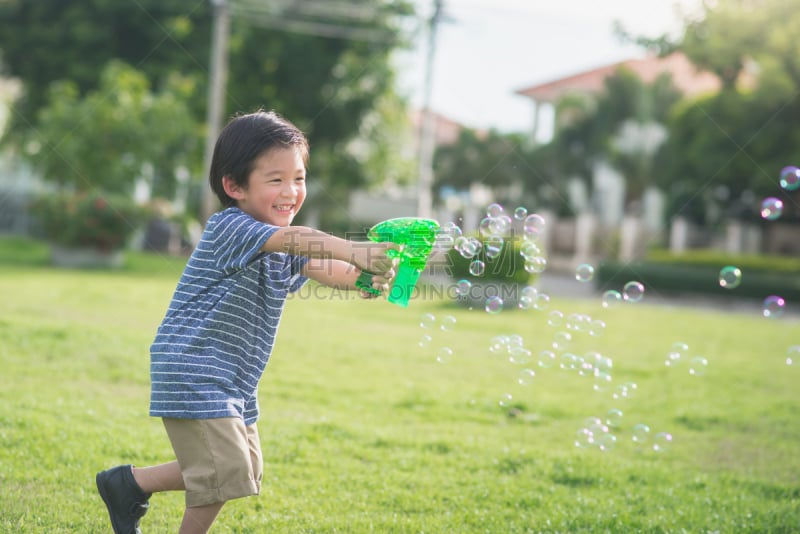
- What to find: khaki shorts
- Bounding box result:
[163,417,263,507]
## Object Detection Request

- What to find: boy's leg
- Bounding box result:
[179,502,225,534]
[132,460,185,493]
[163,417,261,533]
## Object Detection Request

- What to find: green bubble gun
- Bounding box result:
[355,217,440,307]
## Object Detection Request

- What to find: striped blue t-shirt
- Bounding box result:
[149,207,308,425]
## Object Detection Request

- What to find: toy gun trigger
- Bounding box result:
[355,271,381,296]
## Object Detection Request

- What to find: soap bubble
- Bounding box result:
[486,203,504,218]
[489,335,508,354]
[436,347,453,363]
[498,393,513,407]
[518,286,538,310]
[538,350,556,368]
[589,352,613,374]
[434,232,454,250]
[547,310,564,327]
[597,433,617,452]
[420,313,436,329]
[485,296,504,314]
[507,334,524,349]
[552,331,572,351]
[602,290,622,308]
[762,295,785,318]
[666,341,689,367]
[518,368,536,386]
[418,334,432,348]
[442,221,462,238]
[606,408,623,428]
[718,266,742,289]
[469,260,485,276]
[623,281,645,302]
[524,256,547,274]
[523,214,546,238]
[440,315,457,331]
[521,286,538,300]
[577,359,595,377]
[559,352,576,370]
[786,345,800,365]
[453,235,468,252]
[509,347,532,365]
[478,217,494,237]
[484,236,504,259]
[574,428,595,448]
[653,432,673,452]
[455,279,472,297]
[760,197,784,220]
[688,356,708,376]
[533,293,550,311]
[589,319,606,337]
[513,206,528,220]
[519,241,542,260]
[495,215,513,236]
[584,417,609,439]
[779,165,800,191]
[458,239,478,260]
[593,372,612,392]
[613,382,637,400]
[632,423,651,444]
[435,222,461,250]
[575,263,595,282]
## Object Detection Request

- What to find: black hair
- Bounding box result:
[209,110,309,207]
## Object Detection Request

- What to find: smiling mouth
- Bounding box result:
[274,204,295,212]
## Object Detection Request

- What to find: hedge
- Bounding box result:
[595,251,800,301]
[446,235,536,286]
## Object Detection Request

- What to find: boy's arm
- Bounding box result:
[300,258,391,292]
[262,225,396,275]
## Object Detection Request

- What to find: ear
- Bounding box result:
[222,175,246,201]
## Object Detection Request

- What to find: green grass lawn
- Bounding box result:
[1,237,798,533]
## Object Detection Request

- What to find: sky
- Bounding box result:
[394,0,703,133]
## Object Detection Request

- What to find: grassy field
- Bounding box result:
[1,236,798,533]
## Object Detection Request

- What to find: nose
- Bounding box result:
[280,182,297,198]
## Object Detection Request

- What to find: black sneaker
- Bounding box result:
[96,464,152,534]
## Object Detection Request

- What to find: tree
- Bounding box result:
[0,0,416,227]
[432,129,537,206]
[0,0,213,126]
[26,61,199,198]
[647,0,800,223]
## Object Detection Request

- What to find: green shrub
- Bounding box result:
[646,248,800,274]
[595,256,800,301]
[29,190,148,251]
[446,234,535,285]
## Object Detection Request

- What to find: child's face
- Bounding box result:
[235,147,307,227]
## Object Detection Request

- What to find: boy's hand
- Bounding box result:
[358,269,396,299]
[351,241,398,275]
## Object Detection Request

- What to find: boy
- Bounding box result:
[96,110,396,534]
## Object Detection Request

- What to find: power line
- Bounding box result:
[229,0,405,42]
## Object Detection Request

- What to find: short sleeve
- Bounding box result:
[287,255,309,293]
[209,208,279,275]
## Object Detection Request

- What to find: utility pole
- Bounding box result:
[416,0,444,219]
[201,0,231,223]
